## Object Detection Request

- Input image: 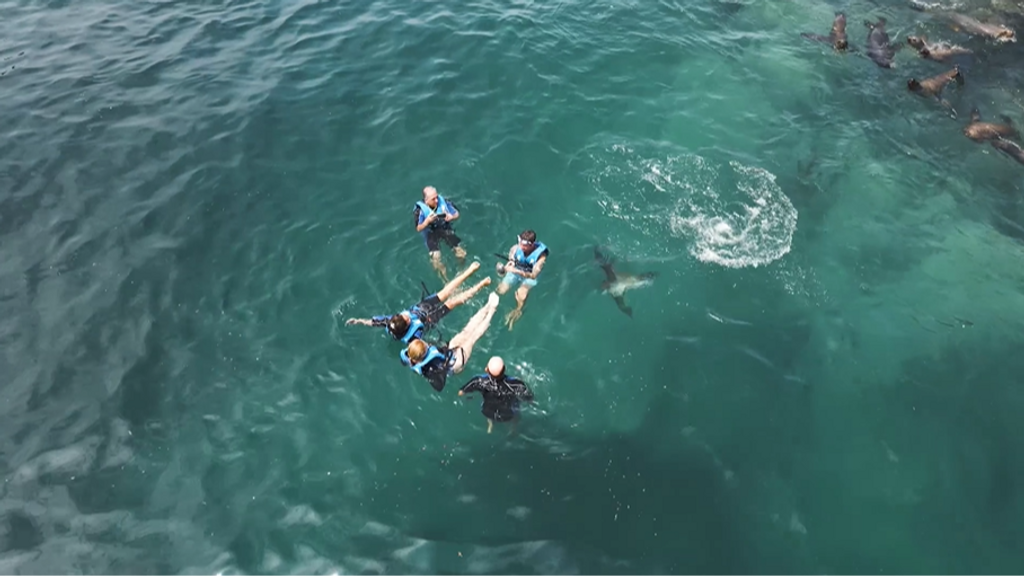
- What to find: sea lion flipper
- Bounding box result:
[939,98,957,118]
[1000,114,1014,127]
[970,107,981,122]
[593,246,617,283]
[612,295,632,318]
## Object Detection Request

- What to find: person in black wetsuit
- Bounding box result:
[345,261,491,343]
[458,355,534,433]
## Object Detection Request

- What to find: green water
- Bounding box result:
[2,0,1024,572]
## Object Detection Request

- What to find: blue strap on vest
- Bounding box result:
[415,196,453,226]
[401,345,449,375]
[513,241,548,272]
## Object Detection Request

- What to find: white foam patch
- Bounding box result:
[588,144,798,269]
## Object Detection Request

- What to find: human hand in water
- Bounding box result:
[345,318,368,326]
[505,308,522,330]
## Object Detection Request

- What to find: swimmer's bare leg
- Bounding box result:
[453,245,467,266]
[448,293,500,373]
[444,277,491,309]
[505,284,533,330]
[430,250,449,283]
[436,261,481,301]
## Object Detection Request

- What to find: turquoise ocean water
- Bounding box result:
[3,0,1024,572]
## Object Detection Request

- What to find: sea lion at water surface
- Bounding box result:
[906,34,973,60]
[801,12,850,51]
[864,17,901,67]
[908,1,1016,42]
[962,107,1018,141]
[907,65,963,115]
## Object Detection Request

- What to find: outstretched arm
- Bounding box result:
[458,376,485,396]
[346,315,388,327]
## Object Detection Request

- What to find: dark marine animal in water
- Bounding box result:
[962,107,1018,142]
[906,35,973,61]
[801,12,850,51]
[907,65,964,115]
[908,1,1016,43]
[989,138,1024,166]
[594,246,657,318]
[864,17,900,68]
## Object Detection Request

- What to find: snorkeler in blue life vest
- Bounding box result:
[346,261,491,342]
[494,229,549,330]
[458,355,534,434]
[414,186,467,282]
[401,292,500,392]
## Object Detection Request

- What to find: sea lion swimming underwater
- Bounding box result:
[907,65,964,115]
[989,138,1024,166]
[801,12,850,51]
[906,34,973,61]
[864,17,901,68]
[908,1,1016,43]
[962,107,1018,142]
[593,246,657,318]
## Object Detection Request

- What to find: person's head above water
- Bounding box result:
[517,230,537,253]
[486,356,505,378]
[407,338,429,363]
[387,312,410,339]
[423,186,439,209]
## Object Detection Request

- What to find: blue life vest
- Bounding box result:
[388,309,426,343]
[415,196,455,228]
[512,241,549,273]
[400,345,450,375]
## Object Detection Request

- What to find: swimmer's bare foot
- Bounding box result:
[482,276,492,287]
[488,292,499,307]
[487,419,494,434]
[466,261,481,274]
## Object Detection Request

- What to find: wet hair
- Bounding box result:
[387,314,410,338]
[519,230,537,244]
[407,339,428,363]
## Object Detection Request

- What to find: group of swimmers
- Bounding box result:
[346,186,546,433]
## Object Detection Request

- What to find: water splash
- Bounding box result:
[587,143,798,268]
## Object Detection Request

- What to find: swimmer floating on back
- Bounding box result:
[346,261,491,343]
[458,355,534,434]
[401,292,501,392]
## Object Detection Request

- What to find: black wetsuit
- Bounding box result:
[459,373,533,422]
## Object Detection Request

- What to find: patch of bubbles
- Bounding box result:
[585,142,798,269]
